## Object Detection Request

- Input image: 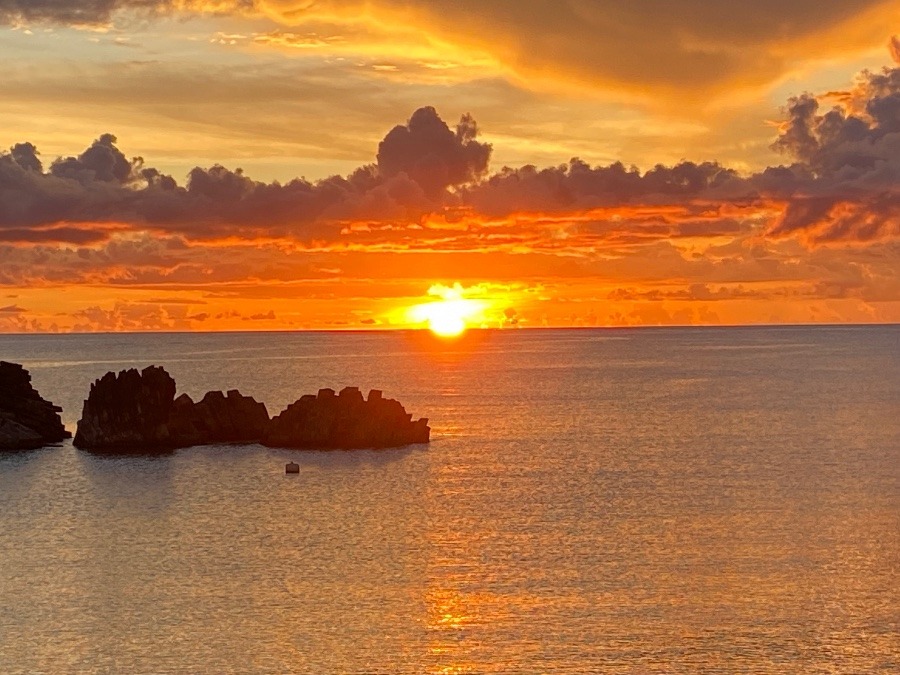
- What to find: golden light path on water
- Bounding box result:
[0,327,897,673]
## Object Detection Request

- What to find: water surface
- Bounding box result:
[1,327,898,673]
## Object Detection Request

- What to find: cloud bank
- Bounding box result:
[0,107,492,242]
[2,61,898,246]
[1,55,898,332]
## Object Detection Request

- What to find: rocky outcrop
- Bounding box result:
[0,361,70,450]
[74,366,269,452]
[74,366,177,450]
[73,366,429,452]
[169,390,270,446]
[263,386,430,450]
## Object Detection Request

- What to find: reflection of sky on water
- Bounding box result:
[0,326,898,672]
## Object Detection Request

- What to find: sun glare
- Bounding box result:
[426,303,470,337]
[398,283,494,337]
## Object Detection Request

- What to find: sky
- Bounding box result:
[1,0,899,332]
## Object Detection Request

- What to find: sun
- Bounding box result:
[393,283,496,336]
[427,306,468,337]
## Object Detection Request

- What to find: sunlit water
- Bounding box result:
[1,327,898,673]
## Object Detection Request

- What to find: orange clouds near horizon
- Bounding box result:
[1,47,899,333]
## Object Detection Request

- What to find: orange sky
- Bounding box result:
[0,3,898,332]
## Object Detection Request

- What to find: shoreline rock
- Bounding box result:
[74,366,269,452]
[0,361,71,451]
[73,366,429,453]
[264,386,430,450]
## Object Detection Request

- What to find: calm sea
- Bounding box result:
[0,327,898,673]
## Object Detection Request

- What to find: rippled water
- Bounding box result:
[1,327,898,673]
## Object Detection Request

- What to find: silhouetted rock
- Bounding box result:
[74,366,269,452]
[172,389,270,444]
[0,361,70,451]
[74,366,177,450]
[73,366,429,453]
[264,386,430,450]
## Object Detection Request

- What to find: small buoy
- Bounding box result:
[285,462,300,474]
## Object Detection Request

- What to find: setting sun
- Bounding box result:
[428,314,467,337]
[426,304,469,337]
[394,283,496,335]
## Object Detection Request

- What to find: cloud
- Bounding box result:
[1,53,899,252]
[0,1,250,27]
[0,108,487,241]
[244,310,276,320]
[463,159,742,217]
[767,62,900,242]
[0,0,174,26]
[254,0,900,100]
[376,106,491,198]
[0,303,27,313]
[71,301,191,332]
[4,1,895,107]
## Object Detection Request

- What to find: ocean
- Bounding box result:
[0,326,898,673]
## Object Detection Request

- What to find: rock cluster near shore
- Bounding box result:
[0,361,70,451]
[264,386,430,449]
[73,366,270,452]
[73,365,430,453]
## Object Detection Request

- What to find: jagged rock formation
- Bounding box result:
[74,366,269,452]
[263,386,430,450]
[73,366,429,453]
[0,361,70,451]
[169,390,270,446]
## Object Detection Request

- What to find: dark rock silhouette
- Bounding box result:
[0,361,70,450]
[263,386,430,450]
[74,366,269,452]
[74,366,177,450]
[73,366,429,453]
[170,389,270,446]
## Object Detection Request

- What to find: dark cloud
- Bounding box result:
[377,106,491,198]
[0,226,112,244]
[464,159,741,217]
[767,62,900,242]
[0,0,173,25]
[463,59,900,244]
[0,109,489,241]
[51,134,133,184]
[10,143,41,173]
[0,1,254,26]
[0,303,27,313]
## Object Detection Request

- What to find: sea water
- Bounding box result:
[0,327,897,673]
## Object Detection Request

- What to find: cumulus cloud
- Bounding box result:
[464,159,741,217]
[377,106,491,198]
[464,57,900,245]
[0,107,488,242]
[1,54,899,248]
[767,62,900,242]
